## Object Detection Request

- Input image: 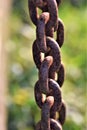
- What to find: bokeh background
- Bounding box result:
[1,0,87,130]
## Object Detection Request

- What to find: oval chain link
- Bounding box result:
[28,0,66,129]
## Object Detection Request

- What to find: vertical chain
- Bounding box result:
[28,0,66,129]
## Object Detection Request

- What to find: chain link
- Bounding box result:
[28,0,66,129]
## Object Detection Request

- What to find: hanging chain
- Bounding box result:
[28,0,66,129]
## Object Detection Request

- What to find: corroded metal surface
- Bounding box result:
[28,0,66,129]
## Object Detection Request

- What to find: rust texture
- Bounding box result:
[28,0,66,129]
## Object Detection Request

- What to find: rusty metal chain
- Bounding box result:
[28,0,66,129]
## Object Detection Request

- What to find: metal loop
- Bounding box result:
[58,101,66,125]
[28,0,58,30]
[46,37,61,73]
[41,96,54,130]
[36,12,50,52]
[50,100,66,125]
[32,40,42,69]
[50,119,62,130]
[46,37,61,79]
[47,79,62,112]
[33,37,61,72]
[34,79,62,111]
[39,56,53,94]
[46,0,58,31]
[28,0,38,25]
[57,63,65,87]
[56,18,64,48]
[35,119,62,130]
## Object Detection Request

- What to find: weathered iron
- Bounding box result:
[28,0,66,129]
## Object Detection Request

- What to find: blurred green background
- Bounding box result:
[7,0,87,130]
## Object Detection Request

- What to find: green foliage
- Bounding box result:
[63,119,82,130]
